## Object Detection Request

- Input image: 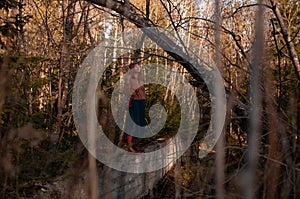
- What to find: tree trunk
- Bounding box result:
[263,69,282,199]
[0,55,9,114]
[56,0,76,133]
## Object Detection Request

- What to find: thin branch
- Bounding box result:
[232,3,272,16]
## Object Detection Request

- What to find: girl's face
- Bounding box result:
[134,64,141,73]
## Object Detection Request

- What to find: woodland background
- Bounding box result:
[0,0,299,198]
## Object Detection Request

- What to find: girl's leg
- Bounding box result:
[127,135,132,143]
[127,135,139,152]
